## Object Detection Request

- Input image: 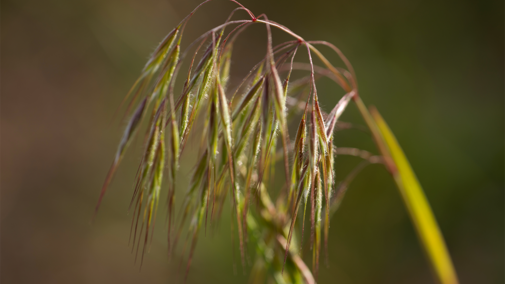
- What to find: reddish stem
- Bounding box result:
[230,0,256,21]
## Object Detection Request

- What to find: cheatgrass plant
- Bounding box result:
[95,1,459,283]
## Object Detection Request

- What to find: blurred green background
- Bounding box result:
[1,0,503,283]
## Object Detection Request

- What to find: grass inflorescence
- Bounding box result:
[95,1,459,284]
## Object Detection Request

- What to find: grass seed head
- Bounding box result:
[97,1,369,282]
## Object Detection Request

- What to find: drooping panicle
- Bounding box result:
[99,2,366,282]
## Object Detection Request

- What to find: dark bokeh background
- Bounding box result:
[1,0,503,283]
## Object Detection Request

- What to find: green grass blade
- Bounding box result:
[369,107,459,284]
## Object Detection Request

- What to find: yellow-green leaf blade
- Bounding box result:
[370,107,459,284]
